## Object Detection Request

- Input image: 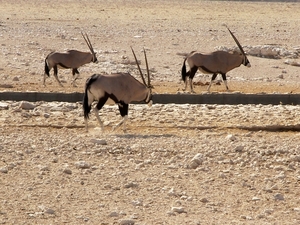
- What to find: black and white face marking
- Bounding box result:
[243,55,251,67]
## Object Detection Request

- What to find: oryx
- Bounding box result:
[44,32,98,87]
[83,47,153,132]
[181,27,251,92]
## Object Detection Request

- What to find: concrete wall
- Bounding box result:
[1,92,300,105]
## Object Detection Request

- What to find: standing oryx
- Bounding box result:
[44,32,98,87]
[181,27,251,92]
[83,47,153,132]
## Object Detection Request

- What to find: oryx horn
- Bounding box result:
[143,48,151,87]
[81,31,96,55]
[131,47,147,86]
[226,26,246,56]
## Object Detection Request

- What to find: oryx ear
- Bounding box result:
[131,47,147,86]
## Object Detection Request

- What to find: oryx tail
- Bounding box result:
[181,58,187,82]
[83,74,98,119]
[44,58,50,77]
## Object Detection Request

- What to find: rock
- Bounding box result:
[226,134,237,141]
[12,76,19,81]
[75,161,91,169]
[189,153,204,169]
[19,101,36,110]
[234,145,244,152]
[45,208,55,214]
[63,168,72,174]
[90,139,107,145]
[119,219,135,225]
[274,193,284,200]
[0,166,8,173]
[124,182,138,188]
[200,198,209,203]
[0,102,9,109]
[171,206,186,214]
[108,211,119,217]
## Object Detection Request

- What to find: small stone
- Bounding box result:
[108,211,119,217]
[63,168,72,174]
[124,182,138,188]
[90,139,107,145]
[226,134,237,141]
[0,102,9,109]
[274,193,284,200]
[19,101,36,110]
[119,219,135,225]
[45,208,55,214]
[12,76,19,81]
[0,166,8,173]
[171,207,186,214]
[264,209,274,214]
[200,198,209,203]
[234,145,244,152]
[75,161,91,169]
[252,196,260,201]
[189,153,203,169]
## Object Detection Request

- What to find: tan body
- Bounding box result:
[44,50,96,87]
[86,73,151,107]
[181,27,251,92]
[187,51,245,74]
[44,32,97,87]
[83,48,152,132]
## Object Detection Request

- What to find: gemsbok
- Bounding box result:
[181,27,251,92]
[83,47,153,132]
[44,32,98,87]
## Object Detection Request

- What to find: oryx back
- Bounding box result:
[188,51,243,74]
[88,73,148,104]
[47,50,92,69]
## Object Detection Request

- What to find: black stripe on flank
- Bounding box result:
[199,66,214,74]
[58,62,69,69]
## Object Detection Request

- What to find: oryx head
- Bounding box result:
[81,32,98,63]
[226,27,251,68]
[131,47,153,105]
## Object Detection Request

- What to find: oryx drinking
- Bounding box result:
[181,27,251,92]
[44,32,98,87]
[83,47,153,132]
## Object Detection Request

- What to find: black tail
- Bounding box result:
[181,58,187,82]
[44,58,50,77]
[83,74,99,119]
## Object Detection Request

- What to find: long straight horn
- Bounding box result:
[226,27,246,55]
[131,47,147,86]
[81,32,95,55]
[143,48,151,87]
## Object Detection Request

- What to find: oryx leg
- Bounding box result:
[113,102,129,132]
[71,68,80,87]
[53,65,63,87]
[94,95,109,131]
[188,66,198,93]
[183,73,188,91]
[207,73,218,92]
[221,73,229,91]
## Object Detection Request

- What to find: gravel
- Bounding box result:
[1,100,300,224]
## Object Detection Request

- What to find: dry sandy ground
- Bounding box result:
[0,0,300,224]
